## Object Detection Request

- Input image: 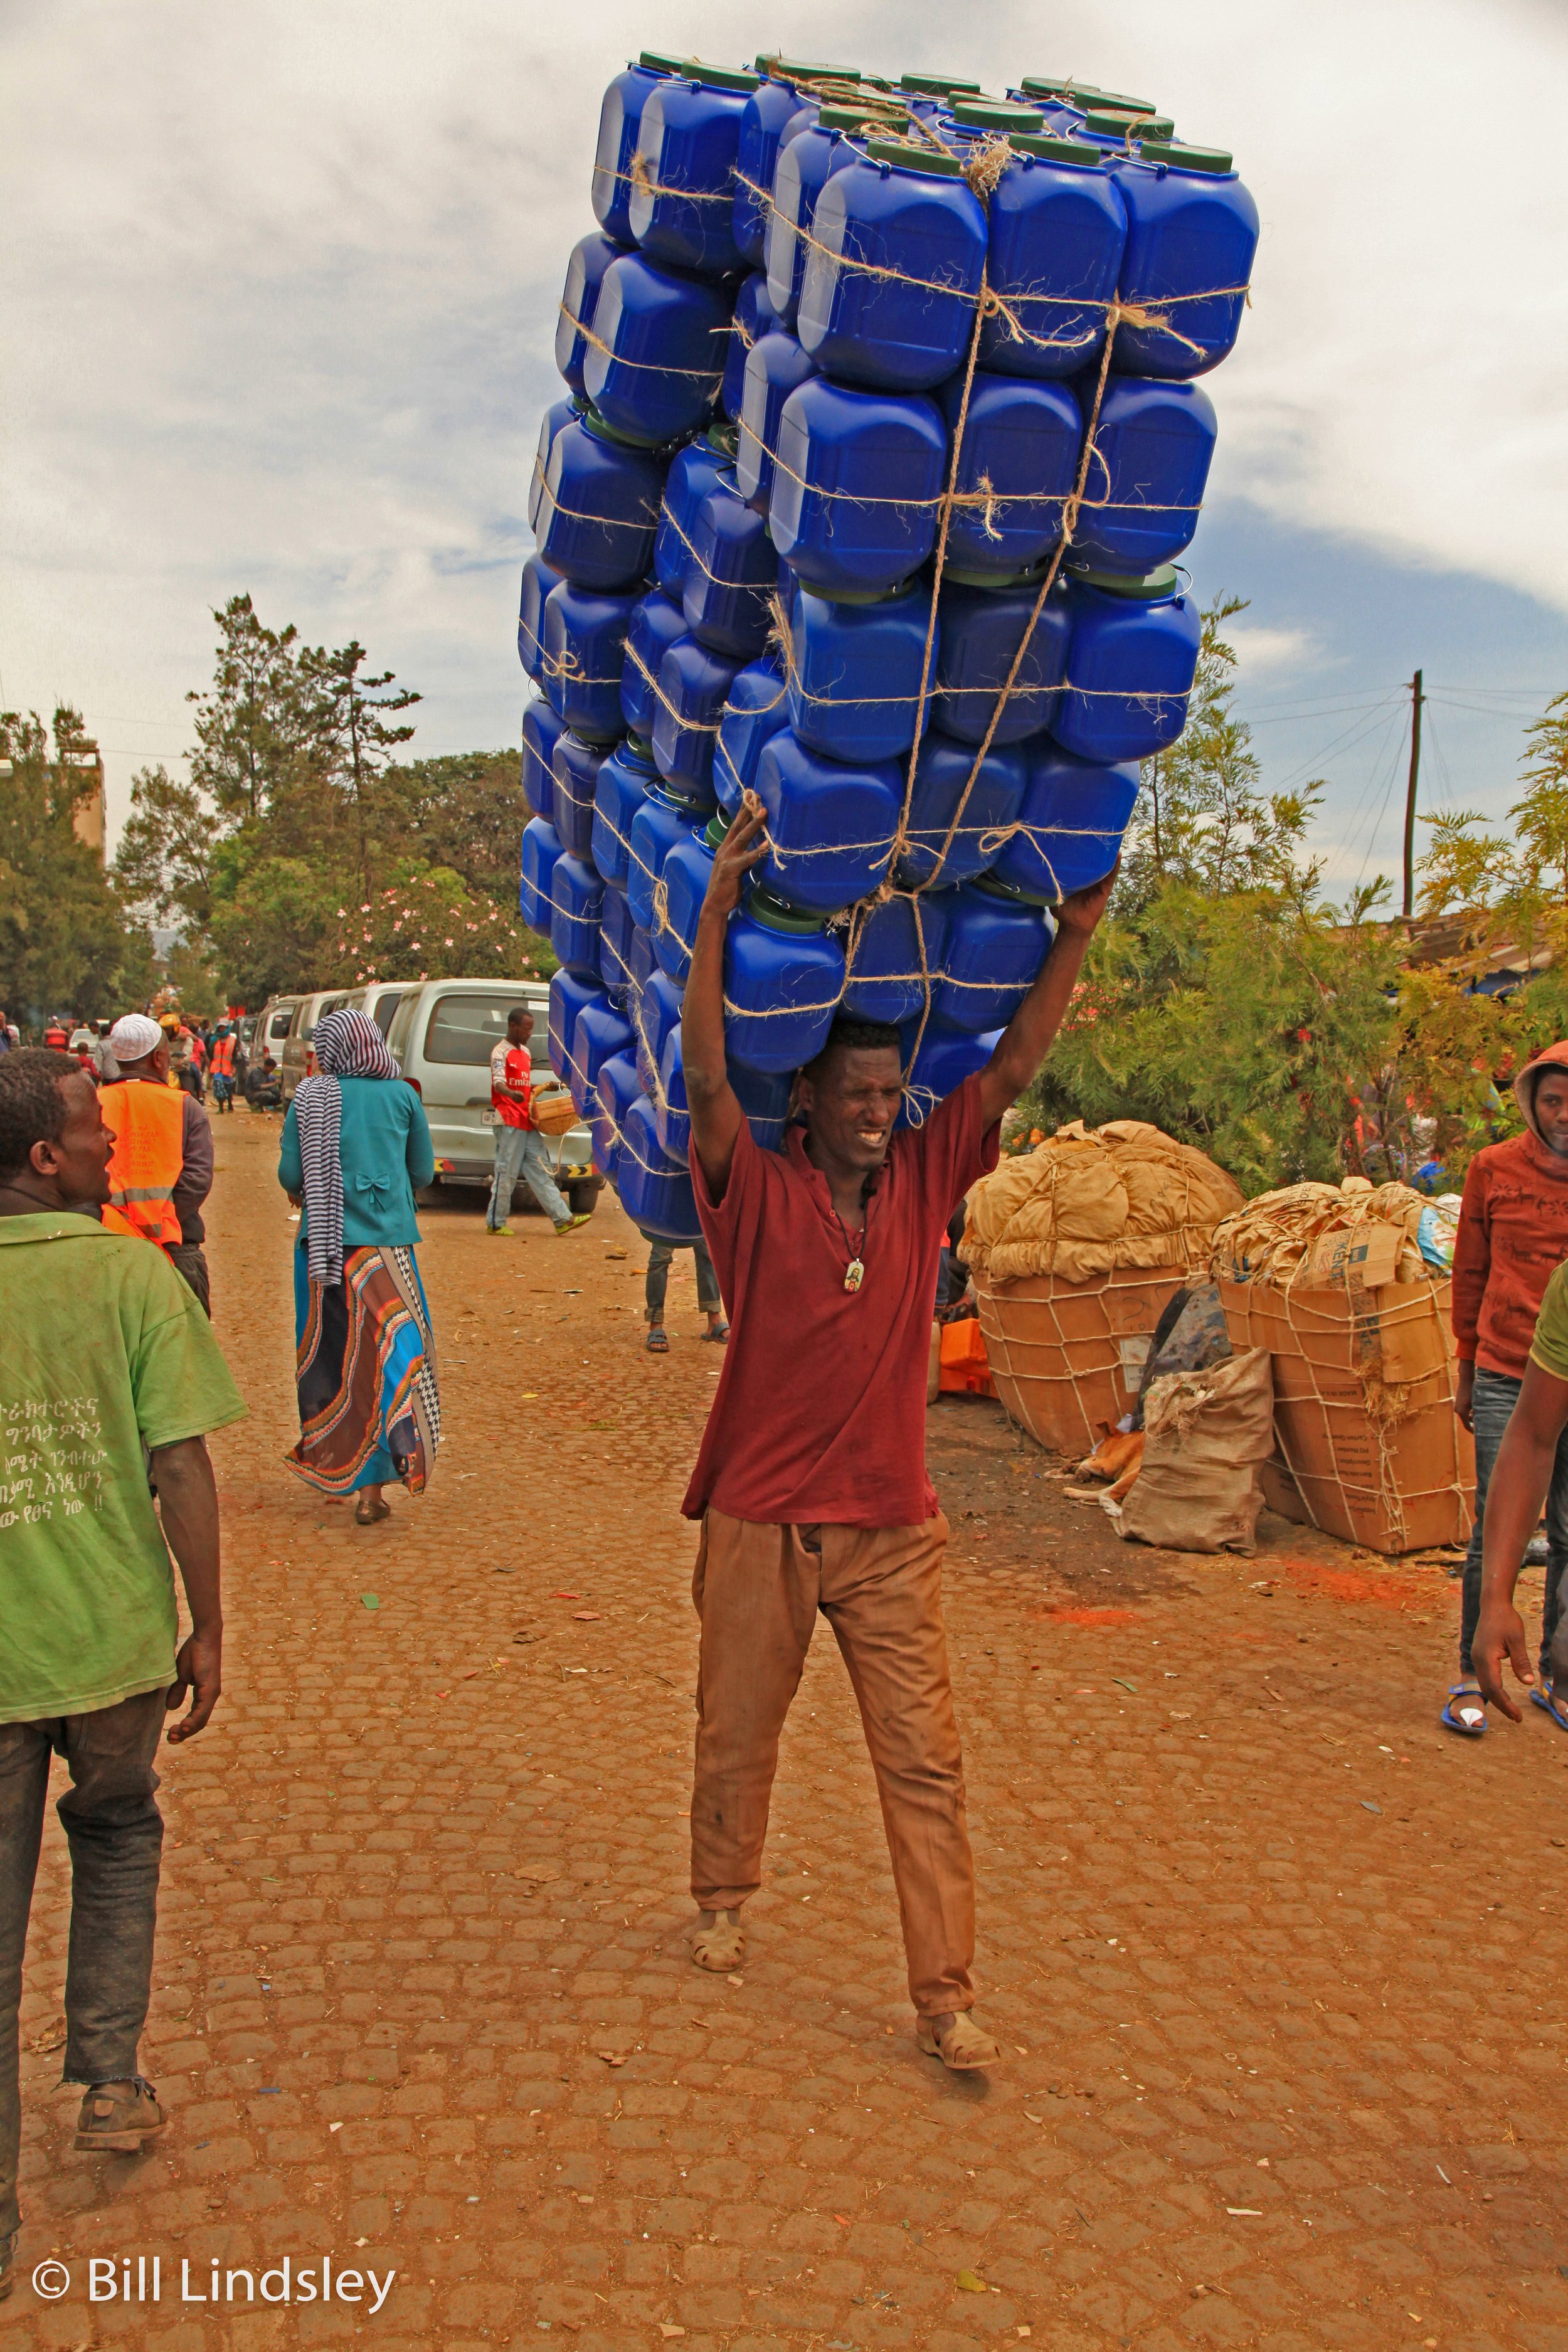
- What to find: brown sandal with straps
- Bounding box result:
[918,2013,1002,2070]
[690,1909,744,1971]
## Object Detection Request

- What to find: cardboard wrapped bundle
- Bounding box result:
[964,1121,1244,1456]
[1212,1185,1475,1556]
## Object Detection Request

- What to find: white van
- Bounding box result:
[342,980,409,1037]
[383,978,601,1218]
[278,988,409,1105]
[247,994,303,1104]
[260,985,405,1106]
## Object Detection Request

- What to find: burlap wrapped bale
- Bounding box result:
[1116,1347,1275,1554]
[965,1122,1245,1454]
[963,1120,1244,1288]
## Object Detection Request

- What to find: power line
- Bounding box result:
[1238,694,1404,728]
[1236,686,1406,714]
[1422,705,1459,812]
[1344,706,1413,885]
[1268,699,1411,798]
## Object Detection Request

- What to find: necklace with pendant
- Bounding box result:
[835,1209,866,1295]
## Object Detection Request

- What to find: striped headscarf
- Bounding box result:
[295,1009,401,1289]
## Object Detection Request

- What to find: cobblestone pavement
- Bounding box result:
[9,1110,1566,2351]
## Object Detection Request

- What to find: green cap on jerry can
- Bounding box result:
[755,55,862,81]
[950,98,1047,133]
[898,71,983,96]
[1138,139,1234,174]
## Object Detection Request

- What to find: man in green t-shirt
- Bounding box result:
[1474,1258,1568,1726]
[0,1051,245,2302]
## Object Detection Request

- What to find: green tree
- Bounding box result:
[161,939,226,1021]
[204,848,344,1009]
[111,601,548,1005]
[1030,869,1401,1193]
[300,640,421,896]
[381,748,529,908]
[0,708,153,1024]
[1512,689,1568,909]
[1414,807,1512,924]
[188,593,311,824]
[112,764,218,930]
[1409,688,1568,1015]
[1120,596,1323,910]
[324,863,551,987]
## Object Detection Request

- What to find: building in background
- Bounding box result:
[66,733,105,862]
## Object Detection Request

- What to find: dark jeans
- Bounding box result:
[642,1231,721,1325]
[0,1688,167,2240]
[1461,1367,1568,1679]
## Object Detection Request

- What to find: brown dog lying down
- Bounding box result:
[1071,1428,1146,1502]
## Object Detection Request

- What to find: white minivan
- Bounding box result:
[383,978,601,1218]
[343,980,409,1037]
[279,987,355,1104]
[247,994,302,1104]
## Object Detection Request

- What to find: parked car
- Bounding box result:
[341,980,409,1037]
[278,988,356,1104]
[245,994,300,1107]
[382,978,602,1218]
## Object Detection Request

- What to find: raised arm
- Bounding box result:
[977,866,1118,1133]
[1473,1358,1568,1719]
[684,792,771,1202]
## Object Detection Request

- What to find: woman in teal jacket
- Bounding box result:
[278,1009,438,1522]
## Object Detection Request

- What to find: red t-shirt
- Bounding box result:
[1451,1128,1568,1377]
[490,1042,533,1130]
[683,1073,1000,1528]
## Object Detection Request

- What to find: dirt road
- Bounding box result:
[10,1108,1564,2349]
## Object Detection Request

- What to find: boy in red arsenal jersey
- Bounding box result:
[679,793,1115,2070]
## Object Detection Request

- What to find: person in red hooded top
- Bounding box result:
[1446,1041,1568,1737]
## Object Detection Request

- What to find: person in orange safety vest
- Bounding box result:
[208,1025,237,1114]
[100,1014,215,1314]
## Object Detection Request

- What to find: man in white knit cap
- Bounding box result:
[99,1017,215,1314]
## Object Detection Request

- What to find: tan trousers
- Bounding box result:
[689,1507,975,2016]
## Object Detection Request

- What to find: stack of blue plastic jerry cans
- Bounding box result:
[519,53,1256,1202]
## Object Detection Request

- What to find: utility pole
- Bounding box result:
[1401,668,1424,923]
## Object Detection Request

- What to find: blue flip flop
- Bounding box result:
[1530,1680,1568,1732]
[1441,1682,1486,1738]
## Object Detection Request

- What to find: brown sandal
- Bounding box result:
[354,1495,392,1525]
[918,2013,1002,2070]
[691,1909,744,1971]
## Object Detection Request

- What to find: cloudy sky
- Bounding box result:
[3,0,1564,899]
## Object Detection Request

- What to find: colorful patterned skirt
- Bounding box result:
[289,1244,440,1495]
